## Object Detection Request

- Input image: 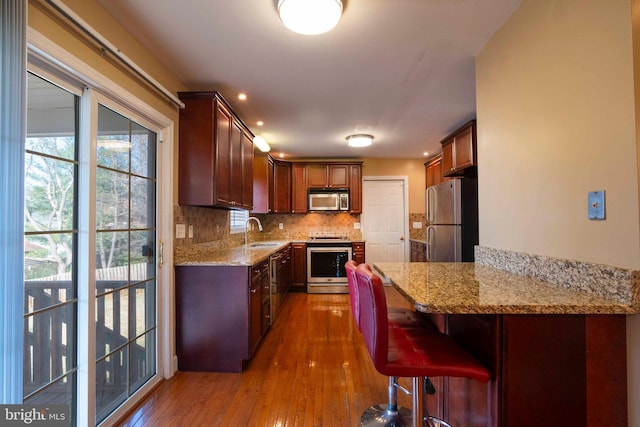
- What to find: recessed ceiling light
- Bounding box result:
[423,152,429,156]
[278,0,343,35]
[279,153,285,158]
[238,93,247,100]
[257,121,264,126]
[346,134,374,148]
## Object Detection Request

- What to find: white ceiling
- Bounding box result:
[96,0,522,159]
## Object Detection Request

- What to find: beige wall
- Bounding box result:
[476,0,639,423]
[361,158,426,214]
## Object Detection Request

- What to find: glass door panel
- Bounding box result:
[95,104,157,424]
[24,72,78,414]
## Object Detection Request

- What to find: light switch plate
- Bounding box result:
[354,222,361,229]
[188,225,193,238]
[588,190,605,220]
[412,221,422,229]
[176,223,186,239]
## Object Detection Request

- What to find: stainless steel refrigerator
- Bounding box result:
[425,178,478,262]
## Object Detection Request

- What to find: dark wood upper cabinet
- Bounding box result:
[307,164,329,188]
[291,163,308,214]
[441,120,476,177]
[273,160,291,214]
[308,164,350,188]
[425,155,444,189]
[252,154,273,214]
[328,164,349,188]
[240,129,254,210]
[178,91,254,209]
[349,164,362,214]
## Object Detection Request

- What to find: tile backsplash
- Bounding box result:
[409,212,427,241]
[174,205,425,249]
[173,206,363,250]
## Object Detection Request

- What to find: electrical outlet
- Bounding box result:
[279,223,284,230]
[412,221,422,229]
[354,222,361,229]
[176,223,186,239]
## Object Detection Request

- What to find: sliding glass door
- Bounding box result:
[24,70,160,425]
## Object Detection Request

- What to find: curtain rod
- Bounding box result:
[46,0,185,109]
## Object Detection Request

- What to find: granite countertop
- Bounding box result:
[175,241,291,266]
[175,238,364,266]
[373,262,639,314]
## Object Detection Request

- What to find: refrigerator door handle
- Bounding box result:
[426,187,434,223]
[426,225,434,261]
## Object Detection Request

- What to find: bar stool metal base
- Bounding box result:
[425,416,453,427]
[361,404,412,427]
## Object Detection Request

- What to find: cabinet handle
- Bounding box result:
[251,288,257,294]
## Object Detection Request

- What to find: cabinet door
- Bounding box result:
[241,129,254,209]
[252,155,271,214]
[178,97,215,206]
[453,125,474,171]
[426,157,442,189]
[273,160,291,213]
[291,164,307,214]
[442,141,454,177]
[215,101,233,205]
[249,266,263,355]
[349,164,362,213]
[291,243,307,290]
[328,164,349,187]
[352,242,365,264]
[307,164,329,188]
[230,122,243,207]
[279,246,292,294]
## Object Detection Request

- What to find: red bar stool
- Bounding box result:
[345,260,427,330]
[354,263,491,427]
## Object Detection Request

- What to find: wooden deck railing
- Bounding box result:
[24,263,154,400]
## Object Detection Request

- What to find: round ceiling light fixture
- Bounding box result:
[277,0,343,35]
[346,134,374,148]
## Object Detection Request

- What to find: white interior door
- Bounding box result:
[362,179,408,264]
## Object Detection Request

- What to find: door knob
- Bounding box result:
[400,236,404,241]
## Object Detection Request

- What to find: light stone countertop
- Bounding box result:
[175,241,292,266]
[374,262,639,314]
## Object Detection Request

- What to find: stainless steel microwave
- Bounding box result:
[308,189,349,211]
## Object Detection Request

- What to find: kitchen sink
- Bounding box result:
[246,242,280,248]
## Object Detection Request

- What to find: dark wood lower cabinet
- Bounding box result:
[410,240,426,262]
[175,261,270,373]
[426,313,627,427]
[291,243,307,291]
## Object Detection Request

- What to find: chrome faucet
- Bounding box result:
[244,217,264,245]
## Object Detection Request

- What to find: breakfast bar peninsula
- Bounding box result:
[374,259,639,427]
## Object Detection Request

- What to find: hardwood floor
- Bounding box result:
[117,287,417,427]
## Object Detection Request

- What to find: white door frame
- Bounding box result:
[361,176,410,262]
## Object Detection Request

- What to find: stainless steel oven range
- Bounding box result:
[306,237,352,294]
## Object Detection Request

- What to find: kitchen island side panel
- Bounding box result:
[175,265,249,372]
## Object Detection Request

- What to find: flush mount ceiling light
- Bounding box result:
[253,135,271,152]
[346,134,374,148]
[278,0,343,35]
